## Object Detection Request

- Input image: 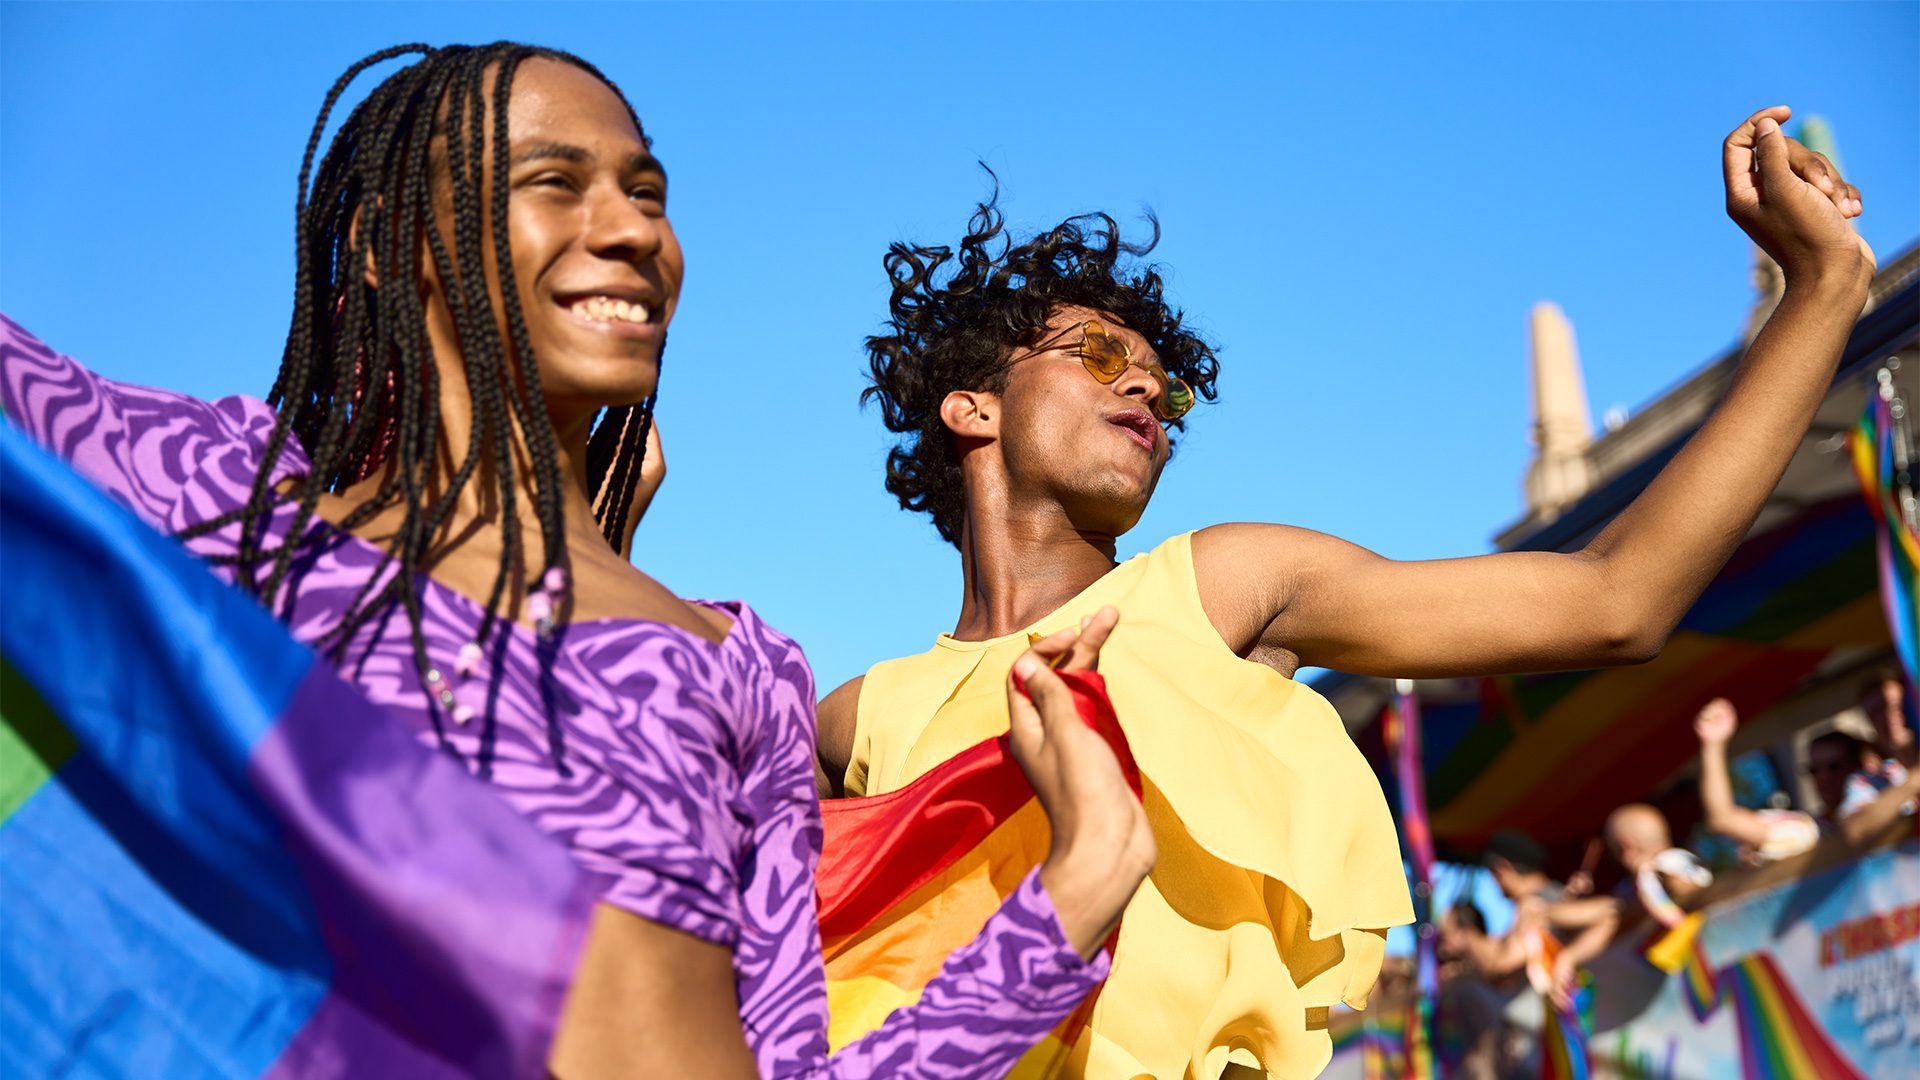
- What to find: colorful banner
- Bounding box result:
[1589,843,1919,1079]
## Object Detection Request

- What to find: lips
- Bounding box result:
[1106,408,1158,453]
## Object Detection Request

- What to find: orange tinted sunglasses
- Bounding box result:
[1021,320,1194,422]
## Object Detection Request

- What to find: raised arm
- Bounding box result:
[1196,108,1876,676]
[1,314,247,528]
[1693,698,1777,849]
[1837,766,1920,847]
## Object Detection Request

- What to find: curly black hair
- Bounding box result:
[862,181,1220,545]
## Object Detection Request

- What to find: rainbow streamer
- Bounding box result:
[1385,691,1438,892]
[1355,1006,1410,1080]
[1403,997,1436,1080]
[1850,374,1920,690]
[1540,978,1592,1080]
[1672,937,1867,1080]
[1381,688,1438,1080]
[1384,690,1438,1002]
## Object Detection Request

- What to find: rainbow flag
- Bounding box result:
[816,670,1139,1076]
[0,426,593,1075]
[1352,1005,1410,1080]
[1540,978,1592,1080]
[1850,380,1919,689]
[1642,911,1707,975]
[1521,926,1591,1080]
[1672,937,1866,1080]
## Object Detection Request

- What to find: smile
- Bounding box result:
[568,296,651,324]
[557,292,662,340]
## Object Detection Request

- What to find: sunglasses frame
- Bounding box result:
[1019,320,1194,423]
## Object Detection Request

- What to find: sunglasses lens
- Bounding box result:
[1079,324,1131,380]
[1158,377,1194,421]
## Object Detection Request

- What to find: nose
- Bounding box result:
[1111,361,1162,413]
[585,186,665,264]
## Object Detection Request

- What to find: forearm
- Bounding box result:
[1697,742,1774,847]
[1467,932,1526,977]
[1839,770,1920,846]
[1584,276,1868,653]
[1699,739,1738,823]
[1545,895,1623,931]
[1560,915,1619,971]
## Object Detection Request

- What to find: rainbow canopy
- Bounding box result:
[1379,492,1886,851]
[0,426,593,1076]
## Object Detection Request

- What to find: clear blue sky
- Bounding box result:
[4,2,1916,691]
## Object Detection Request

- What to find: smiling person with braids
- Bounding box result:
[819,108,1876,1079]
[0,42,1154,1078]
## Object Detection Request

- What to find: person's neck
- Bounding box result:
[950,496,1120,642]
[338,395,609,560]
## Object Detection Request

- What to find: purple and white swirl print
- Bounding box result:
[0,313,1106,1078]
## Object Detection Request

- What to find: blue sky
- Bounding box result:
[3,1,1916,694]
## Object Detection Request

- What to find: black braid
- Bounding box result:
[181,42,659,772]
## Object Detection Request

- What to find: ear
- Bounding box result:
[938,389,999,442]
[347,203,380,288]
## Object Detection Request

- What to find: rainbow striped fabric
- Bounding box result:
[0,426,594,1075]
[1850,381,1919,689]
[1672,939,1866,1080]
[816,670,1139,1077]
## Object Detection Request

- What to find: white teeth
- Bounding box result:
[570,297,652,325]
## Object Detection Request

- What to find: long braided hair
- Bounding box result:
[182,42,658,767]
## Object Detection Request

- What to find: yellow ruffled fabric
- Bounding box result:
[846,533,1413,1079]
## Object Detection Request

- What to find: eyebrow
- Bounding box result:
[509,141,668,182]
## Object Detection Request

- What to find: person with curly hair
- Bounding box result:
[818,107,1876,1079]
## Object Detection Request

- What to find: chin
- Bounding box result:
[1064,490,1149,538]
[537,351,661,401]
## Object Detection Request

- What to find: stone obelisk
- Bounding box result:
[1524,301,1597,522]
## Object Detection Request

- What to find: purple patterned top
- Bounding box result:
[0,314,1106,1077]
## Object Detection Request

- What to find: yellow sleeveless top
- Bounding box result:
[846,533,1413,1079]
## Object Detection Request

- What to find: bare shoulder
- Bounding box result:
[815,674,866,797]
[1191,521,1367,563]
[1190,523,1362,656]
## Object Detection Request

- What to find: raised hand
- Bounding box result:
[1722,106,1874,286]
[1006,606,1154,958]
[1694,698,1738,746]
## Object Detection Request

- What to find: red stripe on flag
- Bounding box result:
[816,671,1138,941]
